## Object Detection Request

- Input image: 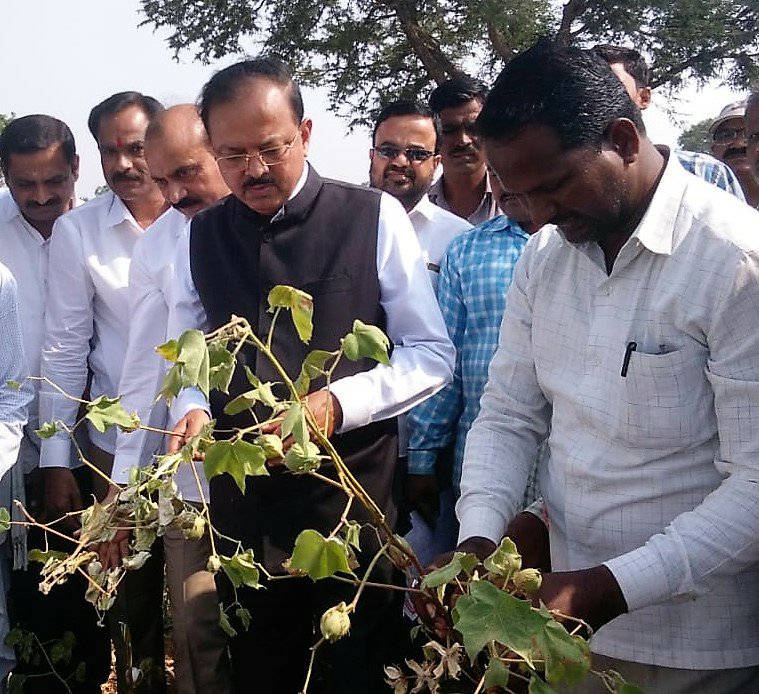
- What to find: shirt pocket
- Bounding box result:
[612,343,712,449]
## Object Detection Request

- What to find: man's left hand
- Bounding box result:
[534,564,627,633]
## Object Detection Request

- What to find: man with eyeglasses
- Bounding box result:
[39,91,169,691]
[746,91,759,207]
[710,100,759,208]
[427,76,500,225]
[166,56,454,691]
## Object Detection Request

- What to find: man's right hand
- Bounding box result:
[405,473,440,528]
[43,467,83,532]
[168,409,211,455]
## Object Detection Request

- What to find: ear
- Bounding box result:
[606,119,641,163]
[71,154,80,182]
[638,87,652,110]
[432,153,442,170]
[299,118,313,157]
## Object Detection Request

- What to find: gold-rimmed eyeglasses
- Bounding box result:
[215,131,300,172]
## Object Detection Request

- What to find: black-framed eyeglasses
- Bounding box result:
[373,145,436,163]
[215,131,300,172]
[713,126,745,144]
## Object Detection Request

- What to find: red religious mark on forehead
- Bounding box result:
[116,137,124,149]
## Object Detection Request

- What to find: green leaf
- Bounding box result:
[28,548,68,564]
[341,520,362,550]
[421,552,478,589]
[8,673,26,694]
[342,320,390,365]
[208,341,235,394]
[483,658,510,690]
[528,676,557,694]
[287,529,355,580]
[254,434,284,459]
[36,421,60,439]
[294,349,334,395]
[219,549,261,589]
[483,537,522,577]
[156,339,179,362]
[203,440,268,494]
[267,285,314,343]
[539,620,590,686]
[176,329,210,396]
[281,402,309,448]
[0,508,9,532]
[85,395,140,433]
[223,378,280,416]
[235,607,252,631]
[283,441,323,474]
[7,380,20,391]
[452,579,550,663]
[159,363,183,400]
[219,610,236,638]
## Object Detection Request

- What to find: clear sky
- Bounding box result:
[2,0,748,196]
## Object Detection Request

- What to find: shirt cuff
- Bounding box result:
[327,380,368,433]
[38,436,73,469]
[604,544,672,612]
[407,449,437,475]
[170,387,211,425]
[457,504,507,548]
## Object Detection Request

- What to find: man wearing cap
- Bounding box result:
[746,91,759,201]
[710,100,759,208]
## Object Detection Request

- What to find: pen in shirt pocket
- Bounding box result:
[621,341,636,377]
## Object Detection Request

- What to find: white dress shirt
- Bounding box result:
[0,260,32,479]
[169,164,455,433]
[408,195,471,292]
[457,151,759,669]
[112,207,208,501]
[39,192,147,467]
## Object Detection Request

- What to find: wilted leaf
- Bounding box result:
[85,396,140,434]
[538,620,590,686]
[341,520,362,550]
[342,320,390,365]
[0,508,9,532]
[294,349,334,395]
[172,330,210,396]
[267,285,314,343]
[283,442,323,473]
[254,434,284,459]
[208,341,235,394]
[203,440,268,494]
[159,363,183,401]
[36,421,60,439]
[156,339,179,362]
[219,549,261,589]
[421,552,478,589]
[281,402,309,448]
[452,579,549,663]
[288,529,355,580]
[28,548,68,564]
[219,610,236,638]
[236,607,252,631]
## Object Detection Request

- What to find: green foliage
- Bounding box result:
[420,552,478,589]
[342,320,391,366]
[219,550,262,589]
[85,395,140,433]
[287,529,355,580]
[138,0,759,126]
[158,329,210,398]
[678,117,714,154]
[0,507,9,532]
[35,421,60,439]
[203,439,269,493]
[268,285,313,343]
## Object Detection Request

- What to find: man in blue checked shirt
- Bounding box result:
[405,173,540,563]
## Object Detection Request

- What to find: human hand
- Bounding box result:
[91,485,131,570]
[168,408,212,455]
[405,473,440,528]
[43,467,84,533]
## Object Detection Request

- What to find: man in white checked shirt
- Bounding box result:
[100,104,232,694]
[445,42,759,691]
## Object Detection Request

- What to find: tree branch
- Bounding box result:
[556,0,588,44]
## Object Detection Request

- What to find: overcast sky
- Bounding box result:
[3,0,748,196]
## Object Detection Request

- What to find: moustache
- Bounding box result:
[451,143,479,156]
[25,198,62,209]
[385,165,414,179]
[242,175,276,189]
[173,196,203,211]
[724,147,747,159]
[112,171,142,183]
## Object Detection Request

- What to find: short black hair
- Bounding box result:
[87,92,164,140]
[476,41,645,151]
[592,44,650,88]
[372,100,441,151]
[429,75,488,114]
[0,114,77,174]
[199,55,304,129]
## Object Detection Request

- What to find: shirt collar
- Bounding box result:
[629,147,687,257]
[271,160,309,222]
[408,193,438,222]
[105,191,141,229]
[0,190,21,224]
